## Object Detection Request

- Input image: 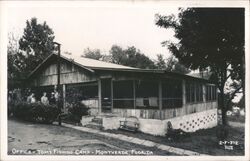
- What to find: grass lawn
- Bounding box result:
[227,114,245,123]
[106,124,245,156]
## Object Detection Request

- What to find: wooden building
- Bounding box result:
[28,53,218,135]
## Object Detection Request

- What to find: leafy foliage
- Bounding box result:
[66,102,90,123]
[82,45,157,69]
[155,8,245,125]
[12,102,59,124]
[64,85,90,123]
[155,54,167,69]
[109,45,157,69]
[155,54,190,74]
[16,17,55,77]
[109,45,128,65]
[156,8,244,71]
[7,33,26,79]
[82,47,103,60]
[82,45,190,73]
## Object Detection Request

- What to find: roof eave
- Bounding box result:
[27,53,55,79]
[28,53,95,79]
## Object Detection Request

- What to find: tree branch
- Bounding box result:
[226,85,243,106]
[226,73,232,81]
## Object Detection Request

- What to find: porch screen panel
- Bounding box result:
[66,83,98,108]
[190,83,195,102]
[113,80,134,108]
[195,83,203,102]
[162,79,182,109]
[206,85,217,101]
[186,81,203,103]
[33,85,55,102]
[186,82,191,103]
[213,86,217,100]
[135,80,158,109]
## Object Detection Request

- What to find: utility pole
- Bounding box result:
[54,42,61,126]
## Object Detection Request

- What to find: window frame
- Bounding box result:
[186,81,204,104]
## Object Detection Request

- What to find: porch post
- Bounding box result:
[133,80,136,109]
[98,79,102,114]
[158,80,162,120]
[182,80,186,105]
[182,80,187,114]
[203,84,206,102]
[111,79,113,113]
[203,84,206,110]
[62,84,66,113]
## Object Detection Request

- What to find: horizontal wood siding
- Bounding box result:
[161,101,217,120]
[113,101,217,120]
[31,60,97,86]
[113,108,161,119]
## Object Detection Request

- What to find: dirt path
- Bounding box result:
[8,119,171,155]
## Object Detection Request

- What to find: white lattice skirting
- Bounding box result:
[138,108,218,136]
[82,108,218,136]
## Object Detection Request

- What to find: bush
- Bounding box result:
[12,102,59,124]
[8,101,15,117]
[66,102,89,123]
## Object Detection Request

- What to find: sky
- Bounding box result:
[7,1,180,59]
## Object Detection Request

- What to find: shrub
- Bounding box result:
[12,102,33,120]
[12,102,59,124]
[66,102,89,123]
[8,101,15,117]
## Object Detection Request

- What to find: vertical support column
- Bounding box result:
[203,84,206,102]
[98,79,102,114]
[62,84,66,113]
[203,84,206,110]
[133,80,136,110]
[158,80,162,120]
[182,80,187,114]
[194,82,197,103]
[111,79,113,113]
[182,80,186,105]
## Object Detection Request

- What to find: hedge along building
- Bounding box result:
[28,53,218,136]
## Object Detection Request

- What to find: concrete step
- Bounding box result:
[92,117,103,124]
[84,122,103,130]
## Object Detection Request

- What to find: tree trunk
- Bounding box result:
[219,88,227,125]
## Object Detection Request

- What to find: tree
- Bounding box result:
[110,45,157,69]
[155,8,244,125]
[109,45,127,65]
[166,56,190,74]
[18,17,55,77]
[155,54,190,74]
[155,54,167,69]
[7,33,25,79]
[101,54,112,63]
[82,47,103,60]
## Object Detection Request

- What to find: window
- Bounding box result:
[113,80,134,108]
[186,82,191,103]
[162,79,182,108]
[135,81,158,109]
[66,83,98,104]
[196,83,203,102]
[213,86,217,100]
[186,81,204,103]
[206,85,217,101]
